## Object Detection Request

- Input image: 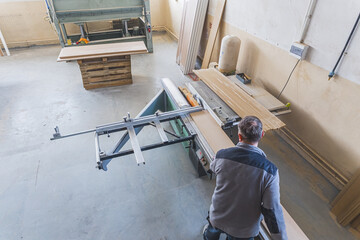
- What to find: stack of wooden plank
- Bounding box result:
[176,0,208,74]
[57,41,148,62]
[78,55,132,90]
[193,68,285,131]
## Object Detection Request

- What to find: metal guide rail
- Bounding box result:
[49,78,219,174]
[51,106,203,170]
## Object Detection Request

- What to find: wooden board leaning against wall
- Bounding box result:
[331,169,360,232]
[201,0,226,69]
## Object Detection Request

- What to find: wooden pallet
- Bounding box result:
[78,55,132,90]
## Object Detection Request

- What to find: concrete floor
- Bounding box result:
[0,32,358,240]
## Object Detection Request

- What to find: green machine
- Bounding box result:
[45,0,153,52]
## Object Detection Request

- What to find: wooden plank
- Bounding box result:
[282,208,309,240]
[190,111,308,239]
[178,0,199,71]
[332,170,360,226]
[80,62,131,71]
[190,111,235,153]
[83,79,132,90]
[58,41,147,61]
[194,69,285,131]
[176,0,188,64]
[0,47,4,56]
[277,127,347,190]
[83,68,131,78]
[59,41,147,59]
[351,215,360,230]
[227,75,286,111]
[176,0,208,74]
[201,0,226,69]
[58,51,144,62]
[85,73,132,83]
[80,55,130,64]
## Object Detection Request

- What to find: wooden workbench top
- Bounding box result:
[57,41,148,62]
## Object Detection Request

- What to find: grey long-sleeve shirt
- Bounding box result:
[209,142,287,240]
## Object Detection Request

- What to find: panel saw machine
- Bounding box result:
[50,72,292,175]
[50,77,295,240]
[50,78,242,176]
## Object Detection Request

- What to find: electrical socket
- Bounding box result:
[290,42,309,59]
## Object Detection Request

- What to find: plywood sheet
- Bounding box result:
[176,0,208,74]
[282,208,309,240]
[227,75,286,111]
[194,69,285,131]
[191,111,307,239]
[201,0,226,69]
[190,110,234,153]
[176,1,188,65]
[331,169,360,226]
[58,41,148,61]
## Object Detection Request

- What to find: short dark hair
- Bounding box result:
[238,116,263,143]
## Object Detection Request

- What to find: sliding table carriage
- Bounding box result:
[45,0,153,52]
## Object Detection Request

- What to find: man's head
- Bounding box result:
[238,116,264,146]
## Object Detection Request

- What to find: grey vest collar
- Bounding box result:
[236,142,267,157]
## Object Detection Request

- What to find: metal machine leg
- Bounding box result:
[153,119,169,143]
[127,125,145,165]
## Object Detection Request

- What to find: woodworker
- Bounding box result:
[203,116,287,240]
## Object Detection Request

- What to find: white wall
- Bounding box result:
[164,0,184,37]
[150,0,167,28]
[0,1,59,47]
[208,0,360,84]
[198,0,360,178]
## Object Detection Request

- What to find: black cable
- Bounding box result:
[277,59,300,99]
[328,12,360,80]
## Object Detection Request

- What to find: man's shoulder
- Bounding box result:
[216,147,278,176]
[216,146,242,158]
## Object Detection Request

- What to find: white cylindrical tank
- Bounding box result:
[218,35,241,74]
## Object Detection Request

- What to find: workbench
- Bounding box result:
[57,41,148,89]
